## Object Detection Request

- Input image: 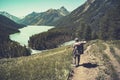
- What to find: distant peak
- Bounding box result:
[0,11,8,14]
[46,8,57,13]
[58,6,69,15]
[31,11,36,14]
[60,6,65,9]
[60,6,67,10]
[29,11,37,15]
[47,8,54,11]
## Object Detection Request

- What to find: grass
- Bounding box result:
[0,46,73,80]
[87,40,119,80]
[106,40,120,49]
[109,46,120,64]
[0,40,119,80]
[107,40,120,64]
[95,53,119,80]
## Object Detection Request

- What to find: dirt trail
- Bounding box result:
[71,44,99,80]
[70,43,120,80]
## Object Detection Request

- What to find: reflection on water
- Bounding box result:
[61,40,75,46]
[10,25,54,46]
[9,26,75,54]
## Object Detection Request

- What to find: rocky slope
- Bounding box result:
[20,6,69,25]
[0,15,30,58]
[0,14,22,40]
[0,11,21,23]
[54,0,120,40]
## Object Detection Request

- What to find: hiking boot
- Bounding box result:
[76,64,80,67]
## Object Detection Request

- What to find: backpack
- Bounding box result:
[73,43,84,55]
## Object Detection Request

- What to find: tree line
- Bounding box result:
[0,39,31,59]
[29,27,75,50]
[28,19,120,50]
[0,15,31,59]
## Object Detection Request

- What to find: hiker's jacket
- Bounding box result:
[73,41,86,55]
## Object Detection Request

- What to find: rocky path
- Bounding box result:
[71,44,99,80]
[70,42,120,80]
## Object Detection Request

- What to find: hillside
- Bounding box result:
[28,0,120,50]
[0,15,30,58]
[0,14,22,41]
[54,0,120,40]
[0,11,21,23]
[20,6,69,25]
[0,14,26,41]
[0,40,120,80]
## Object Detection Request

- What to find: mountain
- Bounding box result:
[0,14,25,35]
[0,14,20,39]
[54,0,120,40]
[0,14,25,41]
[0,15,30,58]
[20,6,69,25]
[58,6,70,16]
[0,11,21,23]
[28,0,120,50]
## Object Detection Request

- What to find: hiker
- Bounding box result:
[73,38,86,67]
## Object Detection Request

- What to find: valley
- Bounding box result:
[0,0,120,80]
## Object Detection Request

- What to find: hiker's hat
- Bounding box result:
[75,38,79,41]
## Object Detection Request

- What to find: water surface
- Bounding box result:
[10,25,54,46]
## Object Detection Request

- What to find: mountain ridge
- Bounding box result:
[20,6,69,25]
[0,15,30,58]
[0,11,21,23]
[53,0,120,39]
[0,14,23,37]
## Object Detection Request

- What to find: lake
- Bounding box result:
[9,25,74,54]
[9,25,54,46]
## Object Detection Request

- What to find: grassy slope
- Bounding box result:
[0,40,120,80]
[0,46,73,80]
[88,40,120,80]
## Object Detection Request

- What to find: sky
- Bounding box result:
[0,0,86,17]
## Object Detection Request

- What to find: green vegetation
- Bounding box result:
[0,14,30,58]
[0,46,72,80]
[0,14,20,41]
[110,46,120,63]
[29,27,75,50]
[0,41,31,58]
[106,40,120,63]
[0,40,120,80]
[101,53,119,80]
[106,40,120,49]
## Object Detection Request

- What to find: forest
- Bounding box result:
[0,15,31,58]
